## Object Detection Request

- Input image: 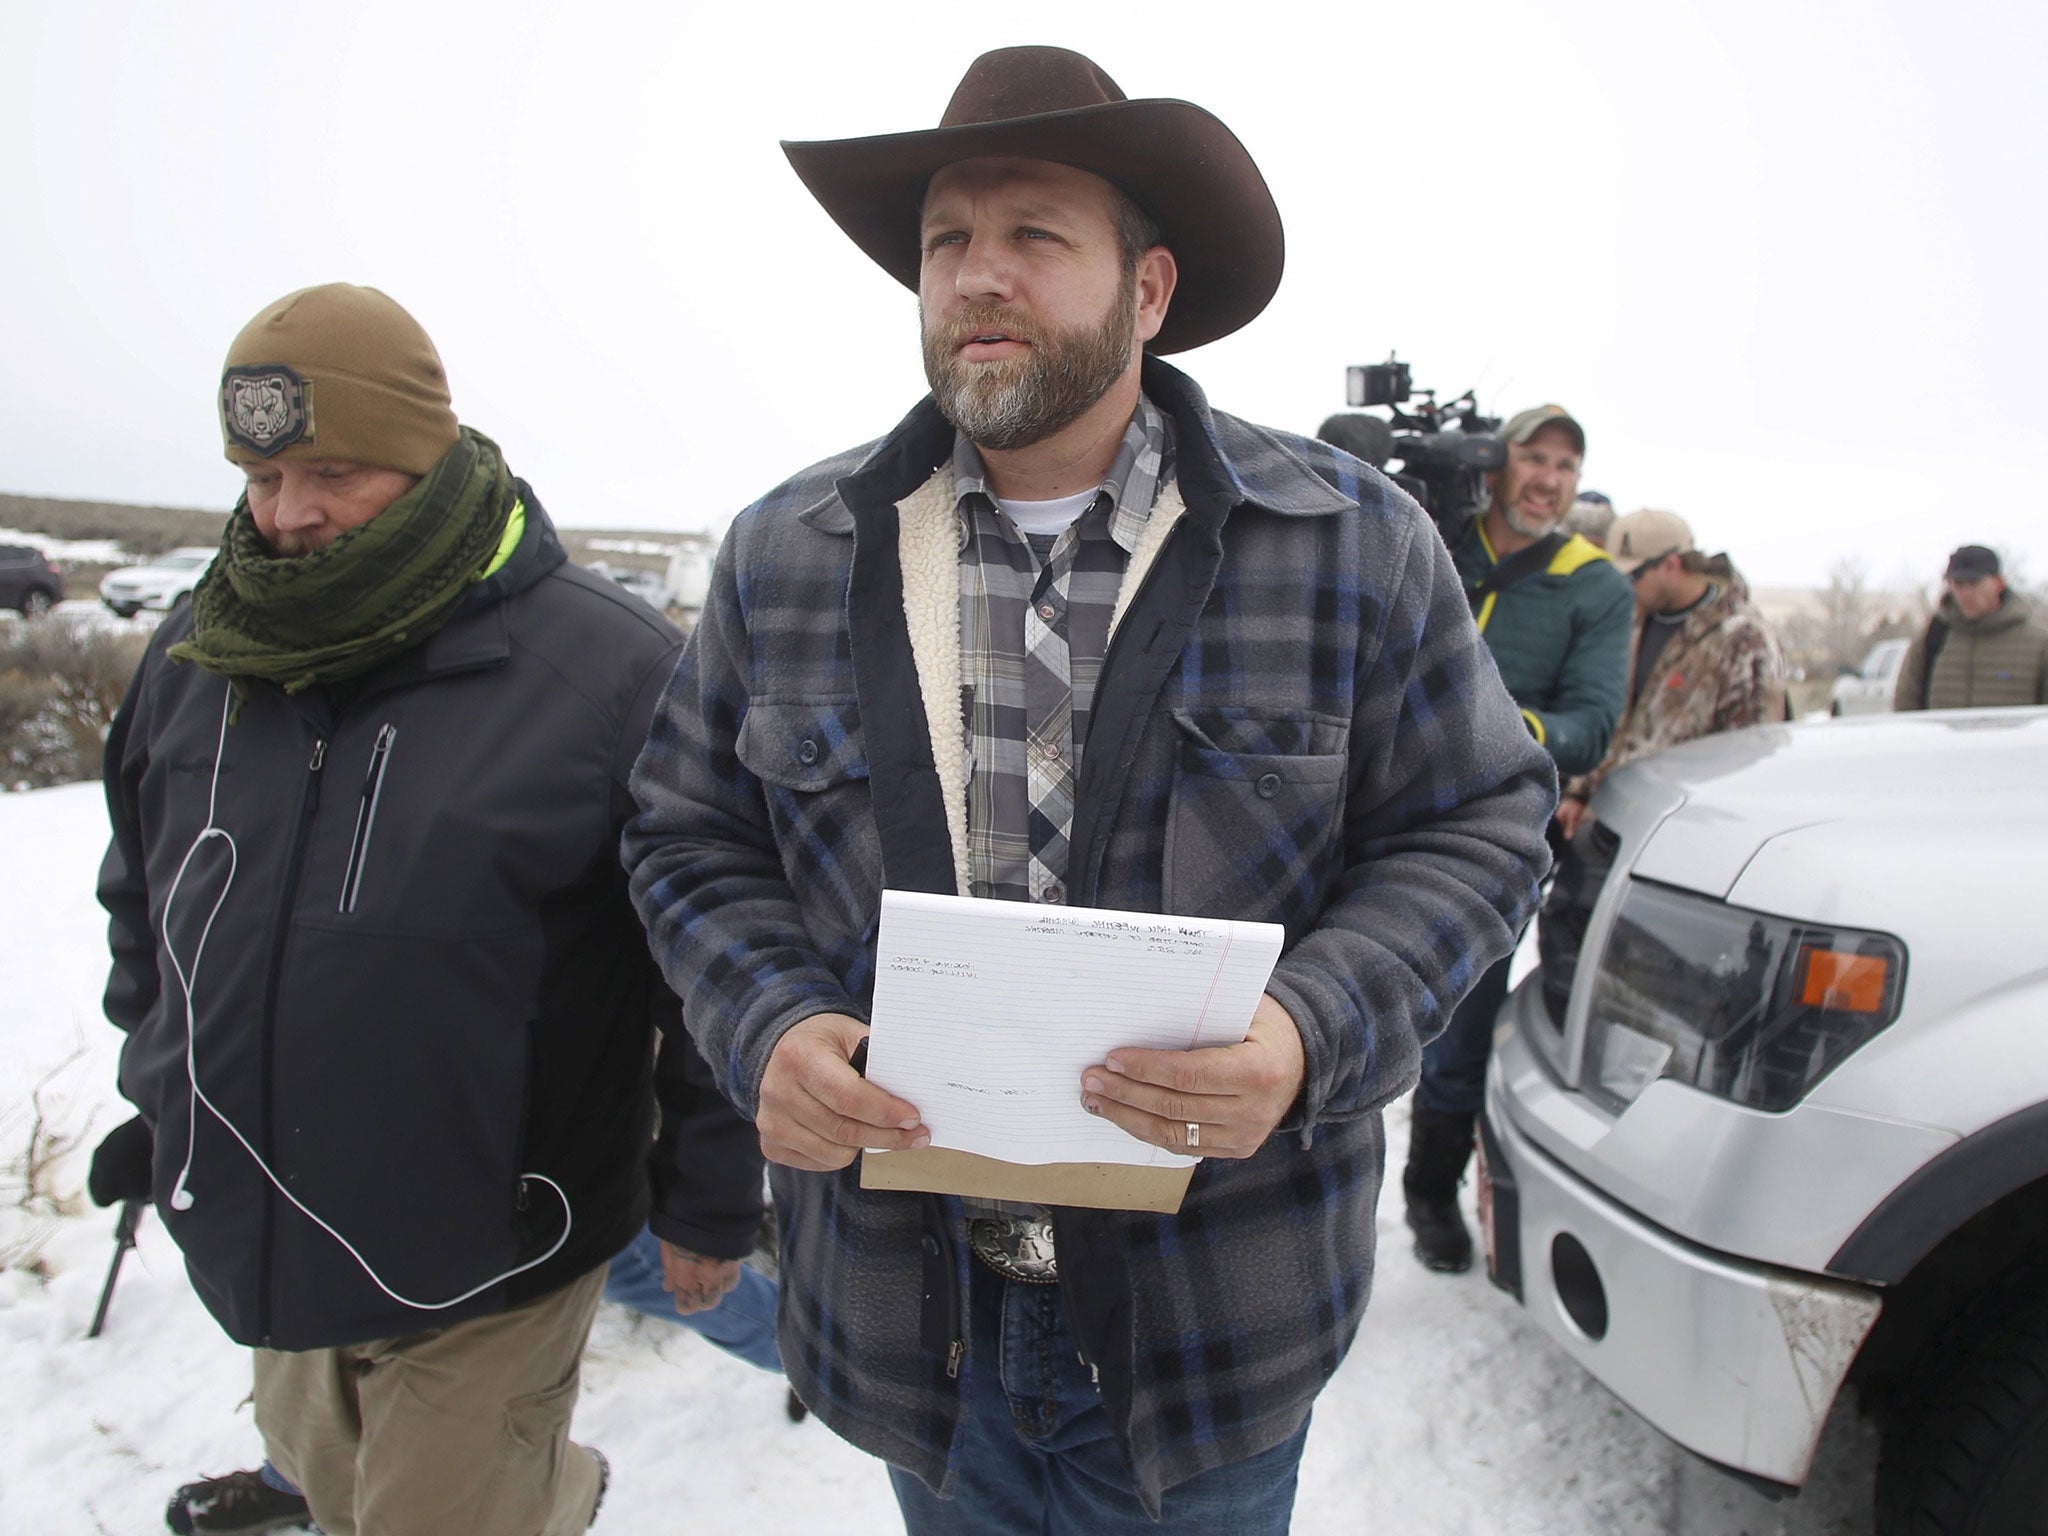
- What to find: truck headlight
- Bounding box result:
[1583,879,1904,1113]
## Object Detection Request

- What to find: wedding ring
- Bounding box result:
[1185,1121,1201,1149]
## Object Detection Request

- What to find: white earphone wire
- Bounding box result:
[161,681,571,1311]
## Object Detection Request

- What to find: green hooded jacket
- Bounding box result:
[1452,522,1635,776]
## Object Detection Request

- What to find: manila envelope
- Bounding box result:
[860,1145,1195,1213]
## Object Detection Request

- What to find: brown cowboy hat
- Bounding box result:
[782,46,1283,355]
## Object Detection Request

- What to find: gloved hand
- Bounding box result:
[88,1115,153,1207]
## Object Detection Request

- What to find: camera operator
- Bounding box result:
[1403,403,1634,1275]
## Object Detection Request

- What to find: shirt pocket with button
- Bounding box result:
[734,697,882,958]
[1162,709,1349,932]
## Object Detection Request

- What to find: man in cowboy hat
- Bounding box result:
[626,47,1554,1531]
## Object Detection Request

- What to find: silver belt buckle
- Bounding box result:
[967,1215,1059,1284]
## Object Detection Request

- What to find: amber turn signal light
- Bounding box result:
[1800,947,1890,1013]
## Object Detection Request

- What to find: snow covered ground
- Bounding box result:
[0,782,1874,1533]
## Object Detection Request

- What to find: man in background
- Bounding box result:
[1555,509,1786,840]
[1893,544,2048,711]
[1562,488,1616,546]
[1403,403,1633,1274]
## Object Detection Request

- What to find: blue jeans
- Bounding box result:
[601,1225,784,1374]
[1417,952,1514,1118]
[889,1260,1308,1535]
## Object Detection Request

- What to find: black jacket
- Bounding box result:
[100,495,761,1350]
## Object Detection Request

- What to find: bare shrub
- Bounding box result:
[0,619,150,788]
[0,668,55,743]
[0,1049,88,1278]
[1808,558,1871,674]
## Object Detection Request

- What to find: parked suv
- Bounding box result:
[0,543,63,615]
[1829,636,1913,716]
[1481,708,2048,1533]
[98,546,215,617]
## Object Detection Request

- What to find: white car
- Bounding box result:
[1829,636,1913,716]
[98,546,216,617]
[1481,708,2048,1533]
[609,568,673,611]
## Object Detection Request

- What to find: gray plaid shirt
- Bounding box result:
[954,395,1174,905]
[953,394,1173,1226]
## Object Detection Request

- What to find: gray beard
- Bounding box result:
[922,286,1137,452]
[1500,501,1563,541]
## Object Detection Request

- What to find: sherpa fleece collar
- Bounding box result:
[893,463,1188,894]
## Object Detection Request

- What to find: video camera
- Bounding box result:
[1317,356,1505,548]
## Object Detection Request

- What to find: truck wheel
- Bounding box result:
[1875,1256,2048,1534]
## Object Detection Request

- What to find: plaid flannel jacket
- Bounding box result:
[625,358,1556,1511]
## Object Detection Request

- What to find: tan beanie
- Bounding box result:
[219,284,460,475]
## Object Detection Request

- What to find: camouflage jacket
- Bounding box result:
[1565,574,1785,803]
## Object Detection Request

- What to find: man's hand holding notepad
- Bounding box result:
[854,891,1287,1211]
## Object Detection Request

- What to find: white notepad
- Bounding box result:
[862,890,1284,1168]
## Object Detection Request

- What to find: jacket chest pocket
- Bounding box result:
[337,723,398,914]
[1162,710,1348,931]
[735,698,882,944]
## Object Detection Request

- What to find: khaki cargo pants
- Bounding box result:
[253,1265,607,1536]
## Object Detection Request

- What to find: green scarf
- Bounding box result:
[170,427,517,700]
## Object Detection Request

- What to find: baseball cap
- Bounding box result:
[1944,545,2001,581]
[1607,508,1695,575]
[1501,404,1585,457]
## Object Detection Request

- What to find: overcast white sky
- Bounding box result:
[4,0,2042,588]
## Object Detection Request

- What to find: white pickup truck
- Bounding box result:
[1829,636,1914,717]
[1480,707,2048,1533]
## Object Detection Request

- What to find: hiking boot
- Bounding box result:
[1402,1098,1476,1274]
[1405,1192,1475,1273]
[164,1468,312,1535]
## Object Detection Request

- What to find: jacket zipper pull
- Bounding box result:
[309,739,326,772]
[946,1339,964,1379]
[339,724,399,914]
[360,723,396,792]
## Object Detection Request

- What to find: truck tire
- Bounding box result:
[1875,1255,2048,1535]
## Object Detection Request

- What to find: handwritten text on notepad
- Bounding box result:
[862,891,1284,1168]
